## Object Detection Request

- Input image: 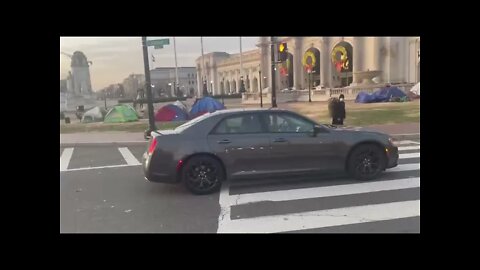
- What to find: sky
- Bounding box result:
[60,37,259,91]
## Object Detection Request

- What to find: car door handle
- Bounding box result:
[217,139,231,144]
[273,138,287,143]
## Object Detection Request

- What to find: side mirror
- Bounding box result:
[313,125,322,136]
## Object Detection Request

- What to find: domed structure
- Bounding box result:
[69,51,92,94]
[71,51,90,67]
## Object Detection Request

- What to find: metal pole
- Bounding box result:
[141,37,156,136]
[270,36,277,108]
[308,71,311,102]
[240,36,243,94]
[259,70,263,108]
[173,37,179,97]
[200,37,207,96]
[221,78,225,105]
[104,91,107,109]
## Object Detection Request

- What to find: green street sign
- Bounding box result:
[147,39,170,47]
[154,45,163,49]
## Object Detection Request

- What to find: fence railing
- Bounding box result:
[241,83,416,103]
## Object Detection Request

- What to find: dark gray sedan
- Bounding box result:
[143,108,399,194]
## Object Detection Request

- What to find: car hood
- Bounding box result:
[326,125,382,134]
[152,129,179,136]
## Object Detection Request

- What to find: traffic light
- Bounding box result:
[278,42,288,62]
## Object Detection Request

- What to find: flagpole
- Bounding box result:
[173,37,179,97]
[200,36,207,96]
[239,36,243,93]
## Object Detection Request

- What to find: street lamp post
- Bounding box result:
[270,36,277,108]
[221,78,225,105]
[210,80,214,96]
[104,90,107,109]
[141,37,156,138]
[308,69,312,102]
[259,70,263,108]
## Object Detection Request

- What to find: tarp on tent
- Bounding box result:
[104,104,139,123]
[155,104,189,122]
[81,106,106,123]
[189,97,225,119]
[355,86,407,103]
[173,100,188,112]
[410,82,420,96]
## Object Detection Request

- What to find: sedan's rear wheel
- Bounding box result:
[182,156,224,195]
[347,144,386,181]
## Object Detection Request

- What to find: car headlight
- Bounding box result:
[388,137,395,145]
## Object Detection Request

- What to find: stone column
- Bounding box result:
[320,38,328,88]
[374,37,385,83]
[293,37,302,90]
[352,37,364,85]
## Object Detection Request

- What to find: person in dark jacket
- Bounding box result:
[332,94,346,125]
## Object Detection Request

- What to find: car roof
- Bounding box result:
[211,108,290,115]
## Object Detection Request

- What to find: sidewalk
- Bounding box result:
[366,123,420,139]
[60,122,419,146]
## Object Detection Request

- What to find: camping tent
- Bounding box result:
[173,100,188,112]
[104,104,139,123]
[155,104,189,122]
[189,97,225,119]
[81,106,106,123]
[410,82,420,96]
[355,86,407,103]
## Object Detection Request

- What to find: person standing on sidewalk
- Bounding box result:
[332,94,346,125]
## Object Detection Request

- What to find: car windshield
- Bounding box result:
[174,113,212,132]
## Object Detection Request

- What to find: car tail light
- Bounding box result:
[148,137,157,155]
[176,159,184,172]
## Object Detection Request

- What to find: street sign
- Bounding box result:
[154,45,163,49]
[147,39,170,47]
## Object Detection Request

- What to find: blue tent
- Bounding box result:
[355,86,407,103]
[189,97,225,119]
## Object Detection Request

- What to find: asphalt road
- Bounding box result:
[60,139,420,233]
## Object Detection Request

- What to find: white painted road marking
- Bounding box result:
[217,200,420,233]
[399,145,420,151]
[60,148,74,172]
[61,163,141,172]
[399,152,420,159]
[229,177,420,206]
[387,163,420,172]
[118,147,141,165]
[394,140,420,145]
[218,182,232,229]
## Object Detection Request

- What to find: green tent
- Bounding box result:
[104,104,139,123]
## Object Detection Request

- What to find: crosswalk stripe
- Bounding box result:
[394,140,420,145]
[229,177,420,207]
[118,147,141,165]
[398,145,420,151]
[387,163,420,172]
[218,182,232,229]
[217,200,420,233]
[62,163,140,172]
[60,148,74,172]
[399,152,420,159]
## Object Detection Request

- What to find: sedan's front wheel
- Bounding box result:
[182,156,224,195]
[347,144,386,181]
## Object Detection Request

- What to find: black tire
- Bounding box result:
[182,156,224,195]
[347,144,386,181]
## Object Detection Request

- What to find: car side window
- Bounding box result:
[265,113,314,133]
[213,114,263,134]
